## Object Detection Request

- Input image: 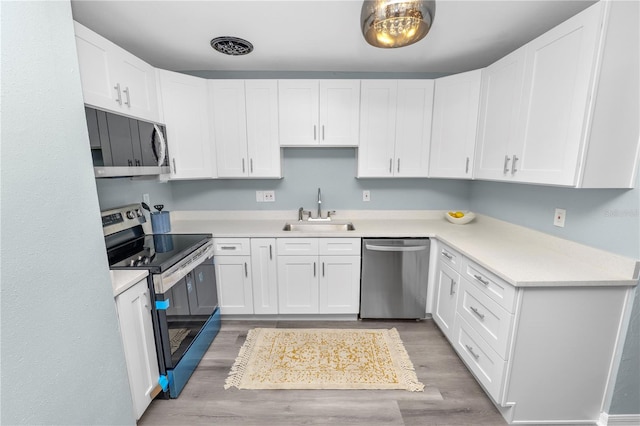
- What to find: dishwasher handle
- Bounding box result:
[365,243,429,252]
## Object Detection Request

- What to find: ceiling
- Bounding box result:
[70,0,597,75]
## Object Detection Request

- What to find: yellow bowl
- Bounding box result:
[444,211,476,225]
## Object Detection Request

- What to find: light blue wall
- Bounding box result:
[170,148,471,211]
[95,178,175,211]
[1,2,135,424]
[470,171,640,415]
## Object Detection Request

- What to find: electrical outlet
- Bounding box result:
[256,191,264,202]
[554,208,566,227]
[363,190,371,202]
[143,193,150,206]
[263,190,275,202]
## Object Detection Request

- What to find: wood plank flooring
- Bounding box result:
[138,319,507,425]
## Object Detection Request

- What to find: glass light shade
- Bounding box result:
[361,0,436,48]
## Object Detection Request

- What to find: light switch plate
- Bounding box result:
[363,190,371,202]
[256,191,264,202]
[554,208,566,227]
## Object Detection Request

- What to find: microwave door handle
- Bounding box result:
[153,124,167,166]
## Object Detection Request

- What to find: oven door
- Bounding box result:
[155,258,218,371]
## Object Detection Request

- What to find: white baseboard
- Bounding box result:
[598,412,640,426]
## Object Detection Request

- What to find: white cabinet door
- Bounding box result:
[357,80,397,177]
[394,80,434,177]
[318,80,361,146]
[474,48,526,181]
[319,256,361,314]
[433,262,459,341]
[245,80,282,177]
[278,80,319,146]
[215,256,253,315]
[115,280,159,420]
[358,80,433,178]
[210,80,248,177]
[514,3,603,186]
[158,70,215,179]
[277,255,319,314]
[74,21,159,122]
[429,70,482,179]
[250,238,279,315]
[279,80,360,147]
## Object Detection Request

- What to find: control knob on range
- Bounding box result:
[135,209,143,217]
[126,210,135,219]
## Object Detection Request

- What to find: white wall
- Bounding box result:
[1,2,135,424]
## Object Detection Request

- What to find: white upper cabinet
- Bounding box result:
[474,48,526,181]
[358,80,434,177]
[210,80,281,178]
[74,21,159,123]
[513,2,604,186]
[475,1,638,188]
[279,80,360,146]
[429,70,482,179]
[157,70,215,179]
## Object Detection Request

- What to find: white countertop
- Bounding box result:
[169,210,639,288]
[111,269,149,297]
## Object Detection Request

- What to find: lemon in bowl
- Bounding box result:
[445,210,476,224]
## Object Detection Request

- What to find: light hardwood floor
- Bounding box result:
[138,319,507,425]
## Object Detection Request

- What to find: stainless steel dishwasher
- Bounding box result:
[360,238,430,319]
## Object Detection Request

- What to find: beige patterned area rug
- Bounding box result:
[224,328,424,392]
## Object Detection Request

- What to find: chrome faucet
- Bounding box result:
[298,207,311,221]
[317,187,322,219]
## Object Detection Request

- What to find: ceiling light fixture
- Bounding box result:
[361,0,436,48]
[210,36,254,56]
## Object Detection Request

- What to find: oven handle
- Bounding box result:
[153,242,214,294]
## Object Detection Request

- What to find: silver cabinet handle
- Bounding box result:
[242,158,245,173]
[470,306,485,319]
[123,86,131,107]
[314,125,317,141]
[114,83,122,105]
[465,157,470,174]
[503,155,511,174]
[397,158,400,173]
[269,244,273,260]
[322,262,325,277]
[250,159,253,174]
[465,344,480,360]
[473,274,489,286]
[172,158,177,174]
[322,125,325,141]
[389,158,393,174]
[511,155,519,174]
[450,279,456,296]
[313,262,316,277]
[441,250,453,260]
[244,262,248,277]
[220,246,236,250]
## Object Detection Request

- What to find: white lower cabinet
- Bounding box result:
[114,279,159,420]
[250,238,278,314]
[212,238,253,315]
[431,244,631,425]
[277,238,360,314]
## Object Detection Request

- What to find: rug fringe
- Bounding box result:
[387,328,425,392]
[224,328,261,390]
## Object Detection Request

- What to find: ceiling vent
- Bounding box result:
[210,36,254,56]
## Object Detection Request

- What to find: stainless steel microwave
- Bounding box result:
[85,107,170,178]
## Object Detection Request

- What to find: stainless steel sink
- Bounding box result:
[282,222,356,232]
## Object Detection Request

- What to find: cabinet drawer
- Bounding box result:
[437,242,462,272]
[318,238,361,256]
[461,259,516,312]
[458,279,513,358]
[212,238,251,256]
[277,238,319,255]
[453,315,507,403]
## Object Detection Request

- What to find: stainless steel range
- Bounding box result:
[102,204,220,398]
